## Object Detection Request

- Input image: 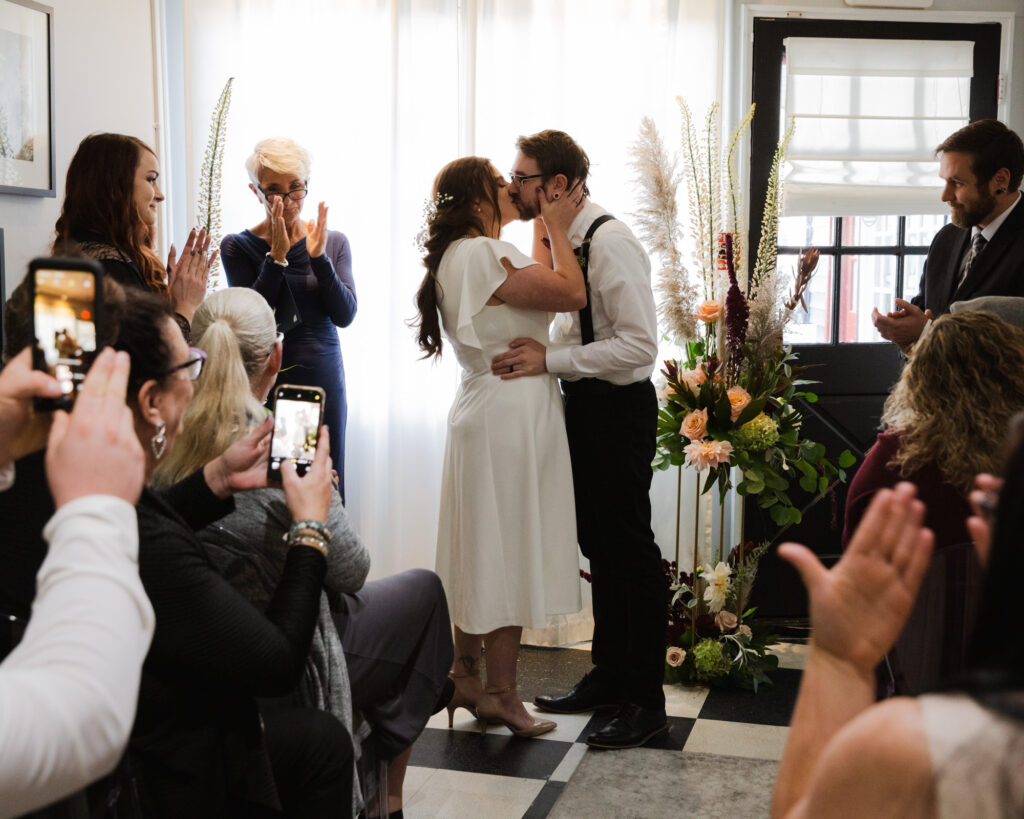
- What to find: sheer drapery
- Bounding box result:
[179,0,723,641]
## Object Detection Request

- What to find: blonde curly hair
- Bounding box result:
[881,311,1024,493]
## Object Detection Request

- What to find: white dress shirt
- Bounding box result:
[0,496,154,818]
[545,200,659,384]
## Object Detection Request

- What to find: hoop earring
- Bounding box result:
[151,421,167,460]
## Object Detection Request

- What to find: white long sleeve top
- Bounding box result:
[545,199,659,384]
[0,496,155,818]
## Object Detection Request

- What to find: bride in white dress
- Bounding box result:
[415,156,586,737]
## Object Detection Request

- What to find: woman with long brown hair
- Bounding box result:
[415,156,585,737]
[844,310,1024,695]
[53,132,216,339]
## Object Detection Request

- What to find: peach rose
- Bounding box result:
[737,625,753,640]
[727,386,752,422]
[666,646,687,667]
[684,439,733,471]
[680,408,708,442]
[715,611,738,632]
[696,300,722,323]
[679,367,707,396]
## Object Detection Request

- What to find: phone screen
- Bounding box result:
[33,267,98,406]
[269,387,324,477]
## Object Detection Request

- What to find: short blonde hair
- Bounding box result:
[245,137,312,187]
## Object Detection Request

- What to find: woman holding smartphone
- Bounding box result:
[220,138,357,500]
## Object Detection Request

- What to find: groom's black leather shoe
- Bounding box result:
[533,671,623,714]
[585,703,668,749]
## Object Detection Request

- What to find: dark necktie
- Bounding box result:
[959,232,987,285]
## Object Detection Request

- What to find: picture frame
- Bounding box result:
[0,0,54,197]
[0,228,6,351]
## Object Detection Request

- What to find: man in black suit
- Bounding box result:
[873,120,1024,352]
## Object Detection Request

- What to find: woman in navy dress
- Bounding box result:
[221,138,357,499]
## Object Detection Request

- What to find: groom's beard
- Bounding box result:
[511,194,539,221]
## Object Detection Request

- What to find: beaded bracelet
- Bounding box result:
[288,519,332,543]
[290,534,328,558]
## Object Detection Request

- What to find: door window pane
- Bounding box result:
[844,215,899,247]
[902,254,926,303]
[778,215,834,248]
[783,253,833,344]
[838,255,897,342]
[905,213,949,246]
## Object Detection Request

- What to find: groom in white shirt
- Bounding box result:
[492,130,667,749]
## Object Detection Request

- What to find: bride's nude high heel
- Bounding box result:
[475,685,556,738]
[446,670,482,728]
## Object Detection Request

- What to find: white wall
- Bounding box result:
[0,0,156,296]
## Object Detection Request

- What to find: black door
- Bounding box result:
[745,17,1001,621]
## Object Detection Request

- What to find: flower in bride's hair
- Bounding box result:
[684,439,733,471]
[414,192,456,254]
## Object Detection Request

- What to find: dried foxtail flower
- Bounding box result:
[750,117,795,299]
[629,117,697,343]
[724,103,756,285]
[196,77,234,292]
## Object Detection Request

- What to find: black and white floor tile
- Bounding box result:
[402,642,806,817]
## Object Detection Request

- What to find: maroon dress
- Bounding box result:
[844,430,982,696]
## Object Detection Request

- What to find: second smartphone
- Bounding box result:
[268,384,325,479]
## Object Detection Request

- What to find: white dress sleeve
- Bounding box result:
[439,237,534,350]
[0,496,155,819]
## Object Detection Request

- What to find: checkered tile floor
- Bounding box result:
[402,642,805,817]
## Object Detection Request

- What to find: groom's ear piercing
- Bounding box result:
[554,193,560,199]
[997,188,1007,194]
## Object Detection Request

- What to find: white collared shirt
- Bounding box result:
[0,496,154,818]
[545,200,659,384]
[975,190,1022,243]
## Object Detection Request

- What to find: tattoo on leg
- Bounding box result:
[457,655,478,675]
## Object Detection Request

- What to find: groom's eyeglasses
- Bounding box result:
[508,172,543,187]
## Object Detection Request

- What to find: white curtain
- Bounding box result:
[179,0,723,641]
[783,36,974,217]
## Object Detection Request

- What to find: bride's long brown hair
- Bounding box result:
[413,157,503,359]
[53,133,168,295]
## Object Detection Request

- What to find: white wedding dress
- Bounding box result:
[434,236,581,633]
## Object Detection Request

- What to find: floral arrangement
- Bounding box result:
[195,77,234,292]
[662,543,778,691]
[632,98,854,689]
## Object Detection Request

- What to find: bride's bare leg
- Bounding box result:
[452,625,485,703]
[481,626,537,730]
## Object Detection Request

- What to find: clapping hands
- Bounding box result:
[305,202,329,259]
[779,483,933,676]
[167,228,218,322]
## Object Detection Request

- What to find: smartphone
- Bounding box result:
[268,385,325,479]
[29,257,104,411]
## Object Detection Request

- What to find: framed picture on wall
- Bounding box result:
[0,228,6,351]
[0,0,54,197]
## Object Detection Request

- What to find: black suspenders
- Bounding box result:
[574,214,617,345]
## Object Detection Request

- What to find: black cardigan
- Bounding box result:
[129,469,326,817]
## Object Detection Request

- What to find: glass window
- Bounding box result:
[783,253,834,345]
[902,255,926,303]
[778,215,833,248]
[837,255,897,343]
[846,215,898,247]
